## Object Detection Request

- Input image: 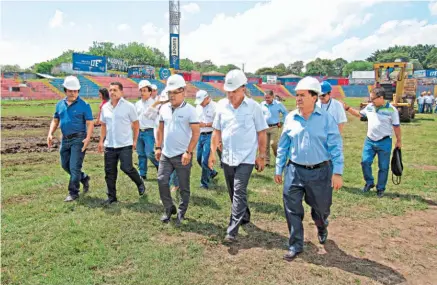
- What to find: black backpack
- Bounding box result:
[391,147,403,185]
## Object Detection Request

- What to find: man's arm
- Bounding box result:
[181,123,200,166]
[155,121,164,161]
[338,123,345,134]
[98,123,106,153]
[393,126,402,148]
[47,118,60,147]
[132,120,139,150]
[82,120,94,152]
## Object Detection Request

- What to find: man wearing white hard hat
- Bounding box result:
[135,80,159,180]
[208,69,268,242]
[47,76,94,202]
[194,90,218,189]
[274,76,344,261]
[155,74,200,224]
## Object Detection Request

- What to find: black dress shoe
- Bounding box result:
[81,176,90,193]
[64,195,79,202]
[318,228,328,244]
[103,198,118,205]
[377,190,384,198]
[160,205,177,223]
[138,184,146,196]
[241,219,250,225]
[362,184,375,193]
[141,176,147,181]
[283,250,301,261]
[210,171,218,180]
[175,212,184,226]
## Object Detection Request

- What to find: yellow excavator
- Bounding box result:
[360,62,417,122]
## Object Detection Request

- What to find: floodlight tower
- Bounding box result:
[169,0,181,70]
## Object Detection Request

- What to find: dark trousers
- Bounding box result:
[222,163,254,237]
[60,133,88,196]
[104,145,143,201]
[283,162,333,253]
[157,154,192,217]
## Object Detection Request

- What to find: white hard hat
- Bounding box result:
[166,74,186,91]
[138,80,151,90]
[151,84,158,90]
[224,69,247,92]
[194,90,209,105]
[63,76,81,91]
[295,76,322,95]
[159,88,169,102]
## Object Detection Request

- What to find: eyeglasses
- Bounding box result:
[319,94,328,97]
[370,96,381,102]
[168,88,185,95]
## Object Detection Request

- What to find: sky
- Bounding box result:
[1,0,437,72]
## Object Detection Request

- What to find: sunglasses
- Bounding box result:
[319,94,328,97]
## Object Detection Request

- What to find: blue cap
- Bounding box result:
[320,81,332,95]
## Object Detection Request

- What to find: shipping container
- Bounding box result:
[326,78,338,85]
[351,71,374,79]
[338,78,349,85]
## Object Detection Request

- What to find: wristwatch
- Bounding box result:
[258,154,266,159]
[155,146,162,151]
[185,151,193,155]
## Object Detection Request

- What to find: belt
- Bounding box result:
[287,160,329,170]
[200,131,213,135]
[140,128,154,132]
[368,136,390,142]
[268,123,279,127]
[63,132,86,139]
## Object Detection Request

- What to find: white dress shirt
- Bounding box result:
[196,101,217,133]
[100,97,139,148]
[135,97,156,129]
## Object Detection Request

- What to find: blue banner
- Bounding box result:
[159,68,171,80]
[427,70,437,77]
[128,65,155,79]
[72,53,107,73]
[169,33,180,70]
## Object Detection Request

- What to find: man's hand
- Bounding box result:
[208,153,216,170]
[332,174,343,191]
[133,141,137,151]
[277,122,282,128]
[47,134,54,148]
[98,142,104,153]
[155,149,162,161]
[82,137,91,152]
[181,152,192,166]
[395,140,402,149]
[274,175,282,184]
[255,156,265,172]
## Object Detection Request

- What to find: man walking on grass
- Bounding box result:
[155,74,200,224]
[98,82,146,204]
[47,76,93,202]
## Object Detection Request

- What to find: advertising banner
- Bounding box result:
[169,33,180,70]
[72,53,107,73]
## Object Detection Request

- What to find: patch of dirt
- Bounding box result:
[410,164,437,171]
[3,194,36,205]
[188,207,437,285]
[1,116,100,154]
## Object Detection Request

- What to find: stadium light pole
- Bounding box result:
[169,0,181,70]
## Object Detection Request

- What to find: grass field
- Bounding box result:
[2,97,437,285]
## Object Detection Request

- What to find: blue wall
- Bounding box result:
[342,85,369,98]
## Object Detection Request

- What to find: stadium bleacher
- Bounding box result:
[89,76,138,98]
[190,81,225,97]
[50,75,100,97]
[246,83,264,97]
[284,85,296,96]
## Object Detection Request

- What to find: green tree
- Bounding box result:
[287,61,304,75]
[0,64,23,72]
[424,48,437,69]
[255,67,277,75]
[34,62,54,74]
[305,58,334,76]
[180,58,195,71]
[332,58,348,77]
[342,60,373,76]
[217,64,239,74]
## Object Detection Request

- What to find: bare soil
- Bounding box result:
[1,116,100,154]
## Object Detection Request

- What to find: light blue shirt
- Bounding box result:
[213,97,268,166]
[275,106,344,175]
[260,100,288,125]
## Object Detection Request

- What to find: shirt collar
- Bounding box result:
[170,101,187,111]
[63,96,81,105]
[294,105,322,118]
